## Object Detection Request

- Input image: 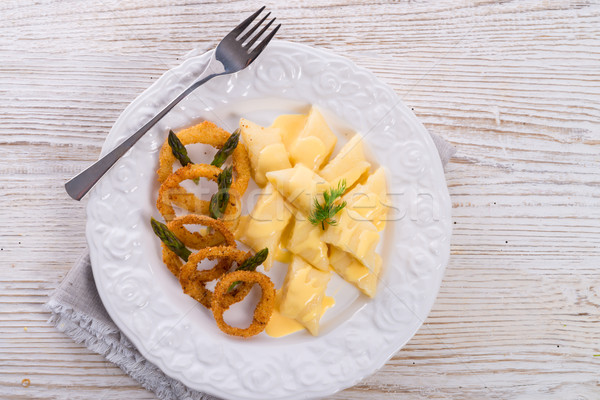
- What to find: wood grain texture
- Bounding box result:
[1,0,599,399]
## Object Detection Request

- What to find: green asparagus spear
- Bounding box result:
[168,130,192,166]
[228,248,269,292]
[211,129,240,168]
[150,217,191,262]
[238,248,269,271]
[168,130,199,184]
[209,166,233,219]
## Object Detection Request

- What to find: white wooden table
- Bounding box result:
[2,1,599,399]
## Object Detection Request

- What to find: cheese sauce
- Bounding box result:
[266,293,336,338]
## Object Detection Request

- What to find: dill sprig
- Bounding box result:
[308,180,347,230]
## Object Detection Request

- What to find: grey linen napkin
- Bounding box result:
[45,134,455,400]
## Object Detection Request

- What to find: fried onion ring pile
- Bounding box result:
[153,121,274,338]
[157,120,250,196]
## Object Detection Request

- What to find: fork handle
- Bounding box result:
[65,72,221,201]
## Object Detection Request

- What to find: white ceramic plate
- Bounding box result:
[87,41,451,400]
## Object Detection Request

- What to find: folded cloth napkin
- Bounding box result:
[45,133,455,400]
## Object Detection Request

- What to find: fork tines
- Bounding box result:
[231,6,281,54]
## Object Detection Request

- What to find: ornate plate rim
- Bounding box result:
[87,40,452,400]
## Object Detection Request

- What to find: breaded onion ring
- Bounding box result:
[179,246,252,309]
[157,121,250,196]
[168,214,235,251]
[161,242,184,277]
[156,164,241,230]
[161,215,237,277]
[211,270,276,338]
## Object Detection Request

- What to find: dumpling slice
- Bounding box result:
[270,113,307,151]
[266,163,329,216]
[344,167,389,231]
[329,246,380,298]
[319,134,371,190]
[239,118,292,187]
[362,166,388,198]
[236,184,293,270]
[278,256,331,336]
[321,208,380,272]
[287,107,337,170]
[285,213,329,271]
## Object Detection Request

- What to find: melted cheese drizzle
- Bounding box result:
[274,245,293,263]
[266,295,335,338]
[265,309,305,338]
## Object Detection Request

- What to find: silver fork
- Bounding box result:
[65,7,280,200]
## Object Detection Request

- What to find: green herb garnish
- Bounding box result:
[308,180,347,230]
[211,129,240,168]
[150,217,191,262]
[209,166,233,219]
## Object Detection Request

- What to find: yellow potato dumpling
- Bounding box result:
[236,184,293,271]
[266,163,329,217]
[319,134,371,191]
[344,167,389,231]
[287,107,337,170]
[239,118,292,187]
[232,109,388,338]
[278,256,331,336]
[361,167,388,201]
[321,208,380,273]
[285,213,329,271]
[329,246,380,298]
[270,113,308,151]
